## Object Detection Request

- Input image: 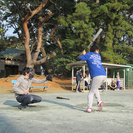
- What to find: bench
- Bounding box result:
[11,80,50,92]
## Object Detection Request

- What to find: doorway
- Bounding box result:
[5,65,18,77]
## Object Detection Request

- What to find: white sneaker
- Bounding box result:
[86,108,91,113]
[98,101,103,111]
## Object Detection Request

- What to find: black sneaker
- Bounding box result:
[19,105,26,110]
[46,74,53,82]
[26,104,29,108]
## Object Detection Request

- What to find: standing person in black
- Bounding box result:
[75,67,83,93]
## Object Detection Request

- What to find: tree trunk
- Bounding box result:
[23,0,49,68]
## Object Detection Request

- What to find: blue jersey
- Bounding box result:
[80,52,106,79]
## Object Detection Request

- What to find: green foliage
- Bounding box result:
[1,0,133,76]
[88,0,133,64]
[51,55,72,76]
[59,2,94,53]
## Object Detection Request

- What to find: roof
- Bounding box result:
[67,61,132,69]
[0,48,26,60]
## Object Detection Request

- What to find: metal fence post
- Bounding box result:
[127,69,129,89]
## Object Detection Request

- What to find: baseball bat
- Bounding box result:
[87,28,103,49]
[56,97,70,100]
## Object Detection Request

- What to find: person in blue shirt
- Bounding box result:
[76,45,106,113]
[75,67,83,93]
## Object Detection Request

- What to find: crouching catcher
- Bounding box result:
[12,67,53,110]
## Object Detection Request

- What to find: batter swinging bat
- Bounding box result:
[56,97,70,100]
[87,28,103,49]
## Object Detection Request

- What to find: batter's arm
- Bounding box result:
[76,50,86,61]
[76,56,82,61]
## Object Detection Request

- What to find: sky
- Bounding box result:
[5,27,16,37]
[3,20,18,38]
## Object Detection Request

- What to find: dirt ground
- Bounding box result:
[0,74,72,94]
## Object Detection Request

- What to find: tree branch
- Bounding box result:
[49,0,63,55]
[32,51,56,65]
[41,45,47,57]
[32,12,52,62]
[31,39,37,52]
[23,20,31,67]
[23,0,48,67]
[24,0,48,22]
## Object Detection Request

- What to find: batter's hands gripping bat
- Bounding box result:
[56,97,70,100]
[87,28,103,49]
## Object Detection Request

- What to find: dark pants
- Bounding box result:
[15,94,42,106]
[110,87,116,91]
[76,81,82,92]
[101,85,105,91]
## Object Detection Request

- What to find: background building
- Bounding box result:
[0,48,41,78]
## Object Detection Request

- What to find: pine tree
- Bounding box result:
[87,0,133,64]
